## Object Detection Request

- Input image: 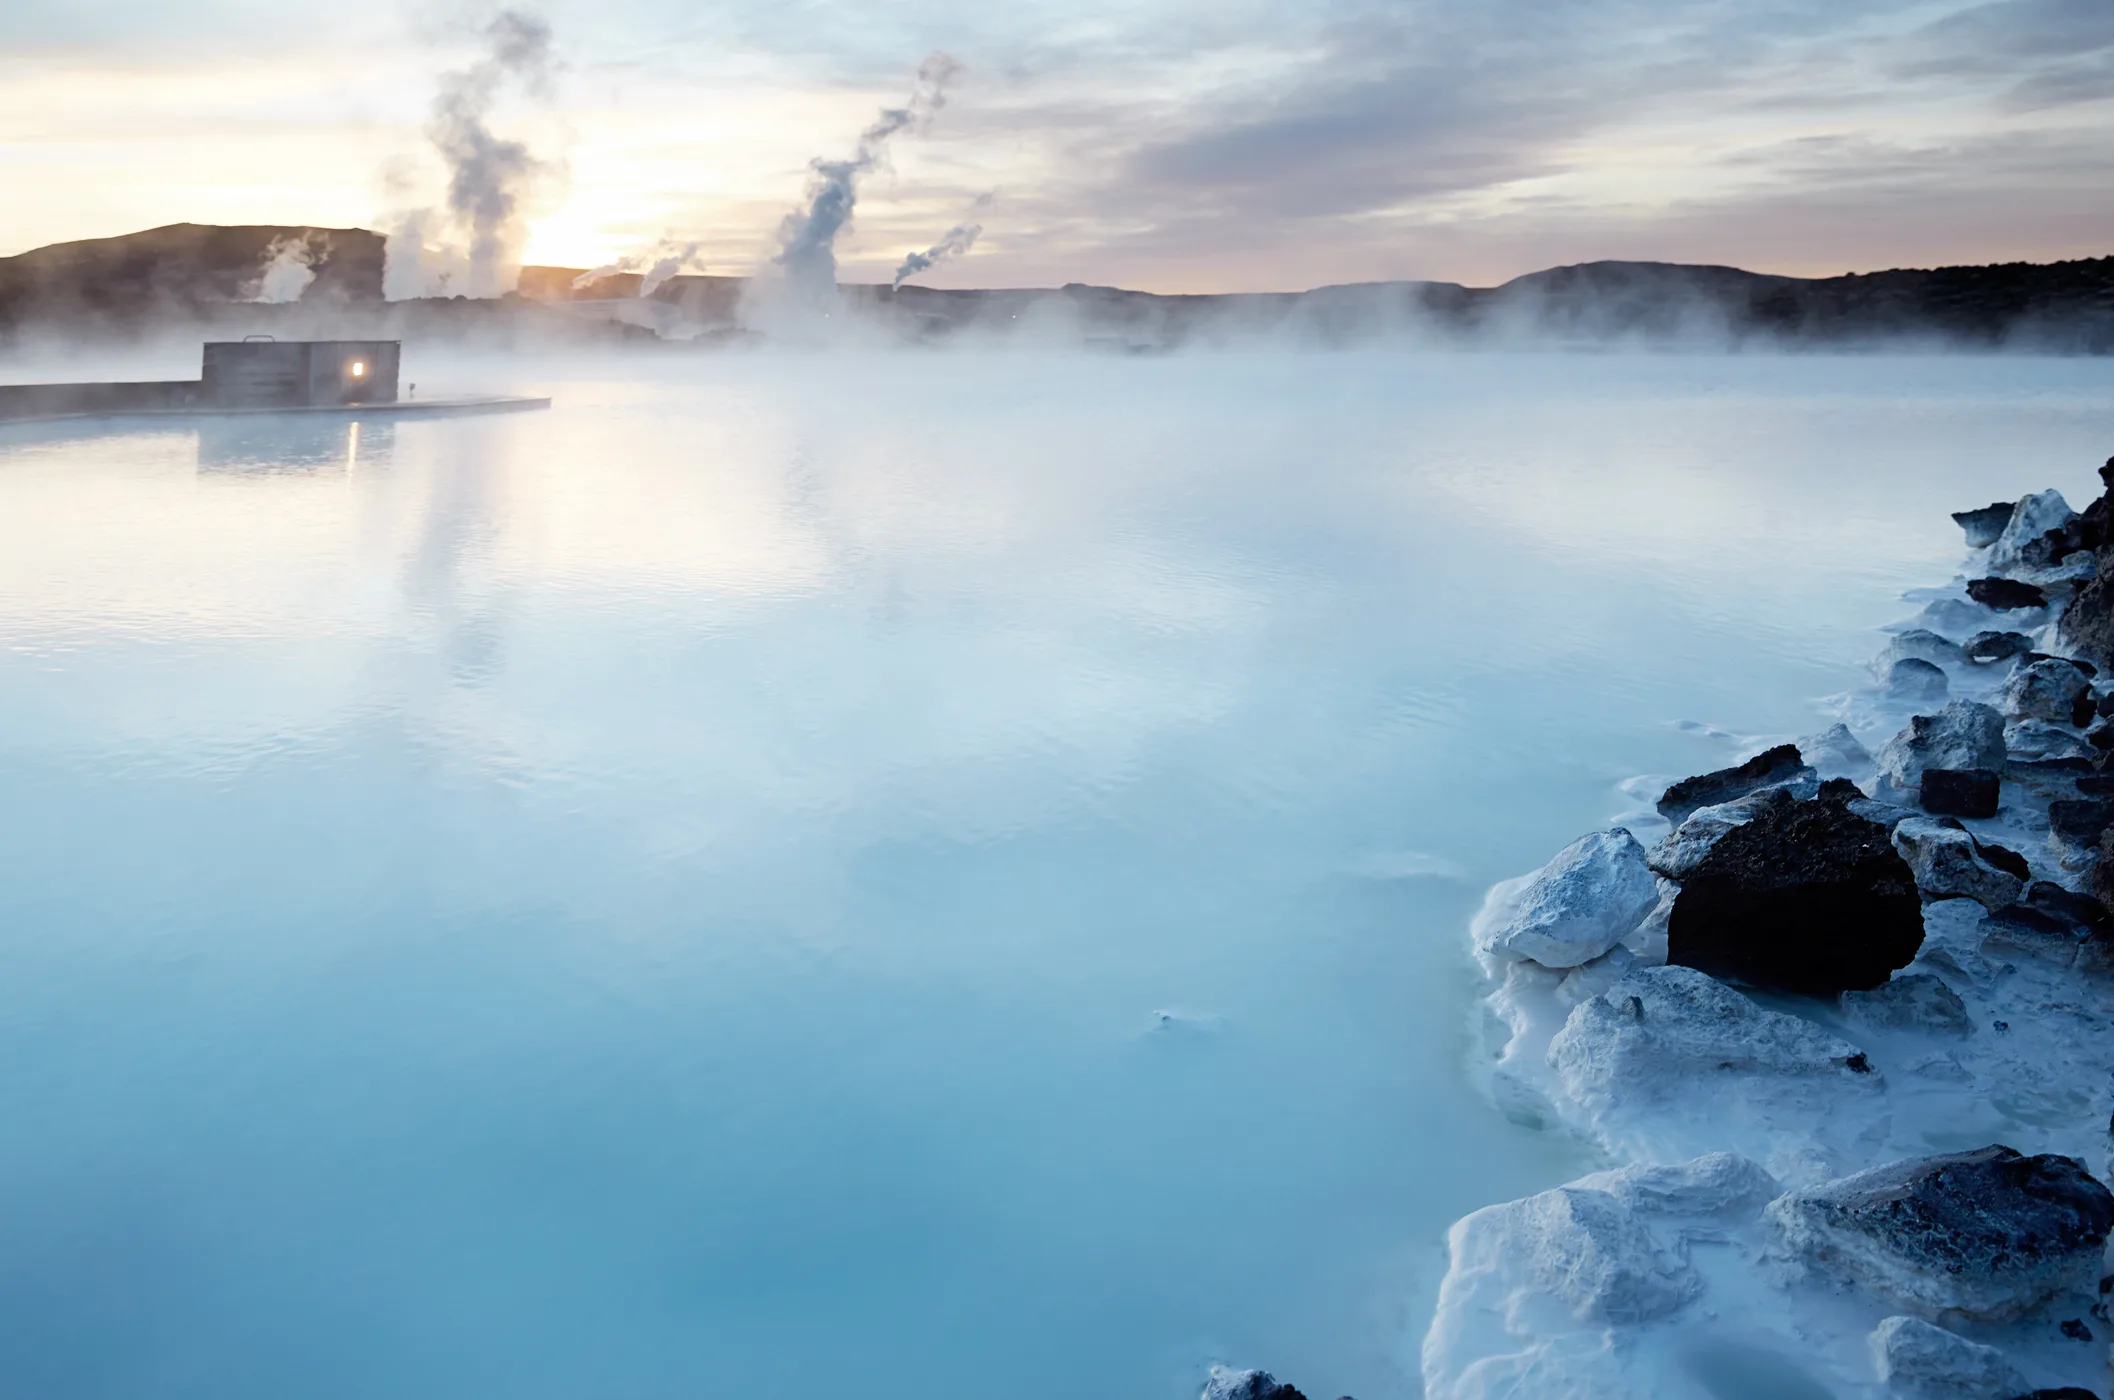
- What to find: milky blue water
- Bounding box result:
[1,351,2110,1400]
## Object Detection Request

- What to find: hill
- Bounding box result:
[3,223,2111,351]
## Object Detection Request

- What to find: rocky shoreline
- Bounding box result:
[1204,464,2114,1400]
[1417,459,2114,1399]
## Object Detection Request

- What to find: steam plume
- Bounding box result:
[383,10,557,299]
[570,239,706,296]
[892,221,982,289]
[775,53,962,300]
[249,235,319,303]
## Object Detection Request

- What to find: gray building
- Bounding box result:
[201,339,401,408]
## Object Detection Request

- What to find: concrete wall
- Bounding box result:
[0,380,198,420]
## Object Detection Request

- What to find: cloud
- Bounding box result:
[2,0,2111,288]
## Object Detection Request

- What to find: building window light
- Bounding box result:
[350,361,367,378]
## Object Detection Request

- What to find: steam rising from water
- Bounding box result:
[383,10,558,300]
[775,53,961,302]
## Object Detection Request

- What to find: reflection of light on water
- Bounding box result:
[346,420,360,474]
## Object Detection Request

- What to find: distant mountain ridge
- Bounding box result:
[4,224,2112,351]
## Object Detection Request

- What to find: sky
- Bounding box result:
[0,0,2109,293]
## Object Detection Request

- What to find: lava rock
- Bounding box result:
[1878,702,2007,799]
[2026,653,2098,677]
[1649,787,1793,881]
[1971,577,2050,611]
[2026,882,2110,932]
[2094,829,2114,914]
[2076,691,2102,729]
[1869,1315,2026,1400]
[1881,629,1968,672]
[1966,630,2037,665]
[1975,839,2032,881]
[1768,1145,2114,1323]
[1983,903,2090,963]
[1667,792,1923,993]
[1892,658,1951,700]
[2049,798,2114,854]
[1894,818,2026,911]
[2008,1390,2102,1400]
[1990,490,2078,576]
[2000,660,2091,725]
[1955,502,2018,548]
[1474,829,1661,969]
[1656,744,1814,826]
[1843,973,1974,1036]
[1922,767,2001,818]
[2057,555,2114,674]
[2005,721,2096,765]
[1203,1370,1309,1400]
[2088,719,2114,751]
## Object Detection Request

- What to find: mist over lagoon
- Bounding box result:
[1,351,2109,1397]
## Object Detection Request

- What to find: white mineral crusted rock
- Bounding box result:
[1768,1145,2114,1323]
[1547,965,1877,1117]
[1574,1151,1780,1224]
[1998,658,2089,724]
[1988,489,2075,575]
[1876,701,2006,797]
[1472,828,1660,969]
[1876,629,1967,676]
[1423,1155,1777,1400]
[1868,1315,2027,1400]
[1621,878,1678,963]
[1892,819,2026,911]
[1841,971,1975,1036]
[1200,1367,1302,1400]
[2004,718,2094,763]
[1464,1184,1701,1324]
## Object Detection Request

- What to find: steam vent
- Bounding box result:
[0,339,547,422]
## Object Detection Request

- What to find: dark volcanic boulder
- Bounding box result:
[1656,743,1813,826]
[2048,798,2114,854]
[1969,577,2049,611]
[1921,767,2000,818]
[1202,1370,1309,1400]
[2095,828,2114,912]
[1954,503,2016,548]
[2025,881,2109,932]
[1965,630,2035,664]
[1974,839,2031,881]
[1667,791,1922,994]
[2058,553,2114,674]
[1767,1146,2114,1322]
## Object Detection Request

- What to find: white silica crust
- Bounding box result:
[1548,965,1877,1116]
[1470,828,1660,970]
[1868,1315,2027,1400]
[1427,495,2114,1399]
[1891,819,2024,911]
[1987,489,2074,575]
